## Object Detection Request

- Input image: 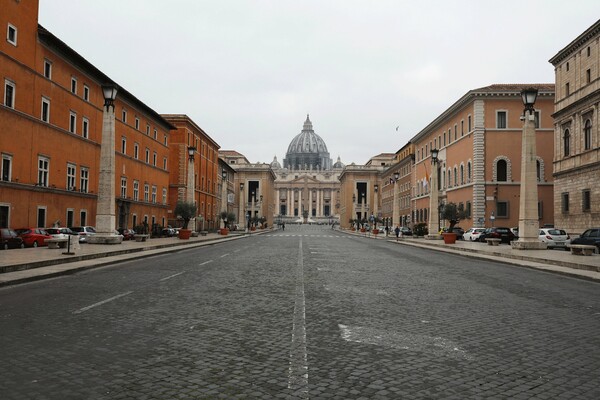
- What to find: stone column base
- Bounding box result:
[511,240,547,250]
[88,234,124,245]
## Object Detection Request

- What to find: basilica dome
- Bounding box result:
[284,115,332,170]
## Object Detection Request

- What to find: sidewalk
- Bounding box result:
[2,229,599,287]
[342,230,600,282]
[0,232,255,287]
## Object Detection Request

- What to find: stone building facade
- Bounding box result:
[411,84,555,232]
[549,19,600,234]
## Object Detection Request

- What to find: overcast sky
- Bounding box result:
[39,1,599,165]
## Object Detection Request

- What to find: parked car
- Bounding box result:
[117,228,136,240]
[399,227,412,236]
[511,227,519,239]
[441,226,465,239]
[161,228,177,237]
[569,228,600,253]
[478,227,515,244]
[538,228,570,250]
[0,228,25,250]
[14,228,52,247]
[463,228,486,241]
[45,227,75,240]
[70,226,96,243]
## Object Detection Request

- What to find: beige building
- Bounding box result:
[380,144,414,229]
[411,84,555,232]
[338,163,384,229]
[549,19,600,234]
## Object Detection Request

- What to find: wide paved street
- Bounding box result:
[1,225,600,399]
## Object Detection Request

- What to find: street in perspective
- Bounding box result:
[1,225,600,399]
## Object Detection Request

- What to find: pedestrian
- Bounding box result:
[282,222,285,231]
[394,226,400,241]
[385,226,389,237]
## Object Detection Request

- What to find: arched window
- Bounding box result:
[448,169,452,188]
[497,159,508,182]
[563,129,570,157]
[584,119,592,150]
[460,164,464,185]
[453,167,458,186]
[536,160,541,182]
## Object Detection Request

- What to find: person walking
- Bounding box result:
[282,222,285,231]
[394,226,400,241]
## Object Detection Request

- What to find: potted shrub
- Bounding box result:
[440,202,467,244]
[349,218,356,231]
[220,211,229,235]
[174,201,197,240]
[413,223,429,237]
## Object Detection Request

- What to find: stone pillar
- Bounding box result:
[512,112,547,249]
[90,98,122,244]
[187,151,196,230]
[308,190,313,218]
[239,183,245,230]
[426,160,440,240]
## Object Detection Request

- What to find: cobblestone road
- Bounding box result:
[1,225,599,399]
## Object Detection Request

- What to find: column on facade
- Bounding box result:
[289,189,294,216]
[316,189,321,217]
[298,190,302,216]
[276,188,280,216]
[308,189,313,217]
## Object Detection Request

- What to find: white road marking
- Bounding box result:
[73,291,133,314]
[198,260,213,266]
[159,271,184,282]
[220,253,229,258]
[338,324,472,360]
[288,239,309,397]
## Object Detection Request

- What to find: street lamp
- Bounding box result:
[239,182,245,231]
[426,149,440,240]
[89,83,122,244]
[512,87,546,249]
[392,171,400,228]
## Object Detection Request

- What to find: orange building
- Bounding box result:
[1,1,173,231]
[410,84,555,232]
[162,115,220,231]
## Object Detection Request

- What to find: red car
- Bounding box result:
[15,228,52,247]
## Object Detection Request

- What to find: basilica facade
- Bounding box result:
[270,115,344,224]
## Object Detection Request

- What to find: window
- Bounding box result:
[536,160,541,182]
[588,46,591,57]
[153,152,157,166]
[134,143,139,159]
[144,184,149,202]
[163,157,167,170]
[41,97,50,122]
[496,201,509,218]
[583,189,591,212]
[461,120,464,136]
[38,156,49,187]
[468,115,472,132]
[587,69,591,84]
[163,135,167,146]
[135,117,140,130]
[496,111,507,129]
[584,119,592,150]
[80,167,89,193]
[146,124,150,135]
[44,59,52,79]
[534,111,540,129]
[83,85,89,101]
[71,77,77,94]
[4,80,15,108]
[7,24,17,45]
[454,124,457,140]
[133,180,139,201]
[2,154,12,181]
[66,209,74,228]
[565,82,570,96]
[453,167,458,186]
[443,132,446,146]
[122,109,127,123]
[448,129,451,142]
[566,62,569,71]
[496,159,507,182]
[466,201,472,218]
[162,188,167,205]
[460,165,464,185]
[82,117,89,139]
[447,170,451,187]
[563,129,570,157]
[121,178,127,198]
[145,148,150,163]
[154,129,158,140]
[67,163,76,190]
[561,192,569,213]
[151,186,157,203]
[538,201,543,219]
[69,111,76,134]
[80,210,87,226]
[121,136,127,154]
[467,162,472,182]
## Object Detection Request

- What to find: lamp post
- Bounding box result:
[426,148,440,240]
[392,171,400,228]
[352,193,356,228]
[90,83,122,244]
[187,146,196,231]
[373,184,379,228]
[512,87,547,249]
[251,191,255,229]
[239,182,245,231]
[220,169,227,229]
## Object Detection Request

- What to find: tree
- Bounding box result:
[440,202,467,232]
[174,201,198,230]
[226,212,236,229]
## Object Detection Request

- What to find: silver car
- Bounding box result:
[539,228,570,250]
[70,226,96,243]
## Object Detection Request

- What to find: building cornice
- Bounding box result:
[549,19,600,65]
